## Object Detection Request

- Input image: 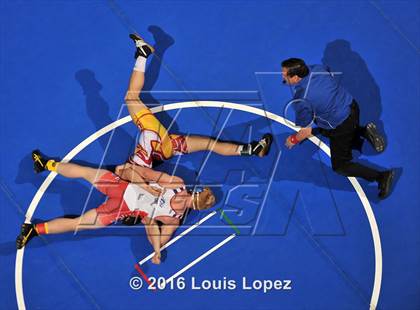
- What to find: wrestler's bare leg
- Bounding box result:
[42,209,104,234]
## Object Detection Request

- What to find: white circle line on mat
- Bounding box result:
[15,101,381,310]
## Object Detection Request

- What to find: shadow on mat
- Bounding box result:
[141,25,179,134]
[322,39,387,156]
[74,69,135,165]
[14,153,101,219]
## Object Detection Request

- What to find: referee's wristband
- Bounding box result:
[289,134,299,145]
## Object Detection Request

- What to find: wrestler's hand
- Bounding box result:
[114,164,127,176]
[152,252,161,265]
[138,183,163,197]
[114,164,162,196]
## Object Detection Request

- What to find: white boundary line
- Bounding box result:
[165,234,236,284]
[138,211,217,265]
[15,101,382,310]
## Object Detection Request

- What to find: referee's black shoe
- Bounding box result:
[378,170,395,199]
[239,134,273,157]
[365,123,385,153]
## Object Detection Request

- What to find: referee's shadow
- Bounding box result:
[322,39,387,156]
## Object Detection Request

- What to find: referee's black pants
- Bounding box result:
[319,100,381,182]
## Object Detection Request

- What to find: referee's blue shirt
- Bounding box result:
[291,64,353,129]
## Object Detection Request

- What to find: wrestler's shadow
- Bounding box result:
[0,223,157,258]
[6,154,113,254]
[127,226,168,273]
[15,154,103,221]
[0,241,18,256]
[0,231,162,270]
[141,25,180,133]
[75,69,136,166]
[322,39,386,156]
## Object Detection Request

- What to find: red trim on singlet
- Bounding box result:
[171,135,188,154]
[95,172,151,225]
[133,144,154,166]
[134,127,172,161]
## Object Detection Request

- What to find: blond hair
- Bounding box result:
[193,187,216,210]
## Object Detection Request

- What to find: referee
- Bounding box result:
[282,58,395,199]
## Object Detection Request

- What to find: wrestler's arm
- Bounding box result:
[118,164,185,189]
[114,164,161,196]
[158,217,180,247]
[142,217,162,264]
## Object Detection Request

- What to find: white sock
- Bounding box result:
[237,145,243,154]
[237,144,252,155]
[133,56,146,72]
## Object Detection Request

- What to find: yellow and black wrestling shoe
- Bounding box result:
[32,150,57,173]
[32,150,49,173]
[16,223,38,249]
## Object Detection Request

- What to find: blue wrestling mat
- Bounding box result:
[1,1,419,309]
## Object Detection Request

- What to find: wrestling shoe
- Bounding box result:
[240,134,273,157]
[16,223,38,249]
[252,133,273,157]
[129,33,154,59]
[32,150,49,173]
[365,123,385,153]
[378,170,395,199]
